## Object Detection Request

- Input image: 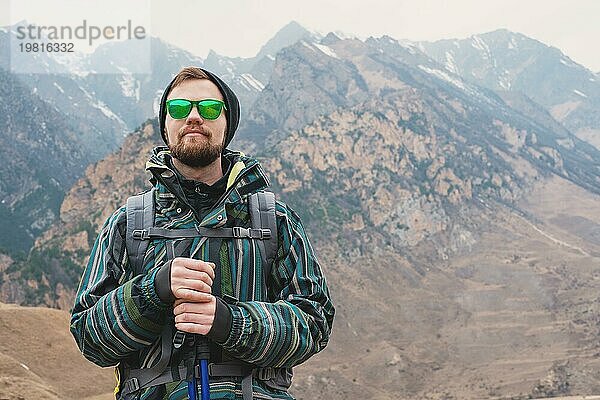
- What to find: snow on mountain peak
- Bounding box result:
[239,73,265,92]
[119,73,140,102]
[331,30,358,41]
[397,39,419,55]
[444,51,459,74]
[313,43,339,59]
[418,65,478,97]
[300,40,339,59]
[53,82,65,94]
[471,35,491,59]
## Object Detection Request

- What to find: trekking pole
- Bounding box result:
[184,335,210,400]
[187,371,198,400]
[186,247,210,400]
[173,330,197,400]
[196,335,211,400]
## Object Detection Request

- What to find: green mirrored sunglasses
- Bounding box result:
[166,98,226,120]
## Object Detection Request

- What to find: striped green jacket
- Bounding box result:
[70,147,335,399]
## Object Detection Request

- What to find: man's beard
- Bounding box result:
[169,130,223,168]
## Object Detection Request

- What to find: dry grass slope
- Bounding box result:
[0,303,114,400]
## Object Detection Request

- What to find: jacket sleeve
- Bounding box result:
[219,202,335,368]
[69,206,171,367]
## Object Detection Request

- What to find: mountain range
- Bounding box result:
[0,21,302,253]
[1,21,599,399]
[417,29,600,150]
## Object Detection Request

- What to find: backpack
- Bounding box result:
[118,188,290,400]
[125,187,278,280]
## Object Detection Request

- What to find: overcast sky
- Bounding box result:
[3,0,599,72]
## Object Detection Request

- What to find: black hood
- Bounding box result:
[158,67,240,149]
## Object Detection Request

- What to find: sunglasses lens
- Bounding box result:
[199,100,223,120]
[167,99,192,119]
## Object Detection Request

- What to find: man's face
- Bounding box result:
[165,79,227,168]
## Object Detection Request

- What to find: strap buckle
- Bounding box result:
[123,377,140,393]
[173,330,186,349]
[232,227,250,238]
[132,229,149,240]
[207,362,217,376]
[233,227,271,239]
[256,228,271,240]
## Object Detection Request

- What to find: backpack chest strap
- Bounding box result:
[132,226,272,240]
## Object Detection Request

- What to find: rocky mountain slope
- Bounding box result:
[0,68,91,253]
[240,33,599,195]
[0,121,161,308]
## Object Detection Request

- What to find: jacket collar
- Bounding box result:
[145,146,270,227]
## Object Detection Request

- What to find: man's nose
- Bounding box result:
[186,105,204,123]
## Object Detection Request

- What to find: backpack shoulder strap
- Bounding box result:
[248,191,278,280]
[126,188,155,274]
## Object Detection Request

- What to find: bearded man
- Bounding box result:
[70,67,335,400]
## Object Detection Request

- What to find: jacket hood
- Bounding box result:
[145,146,270,216]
